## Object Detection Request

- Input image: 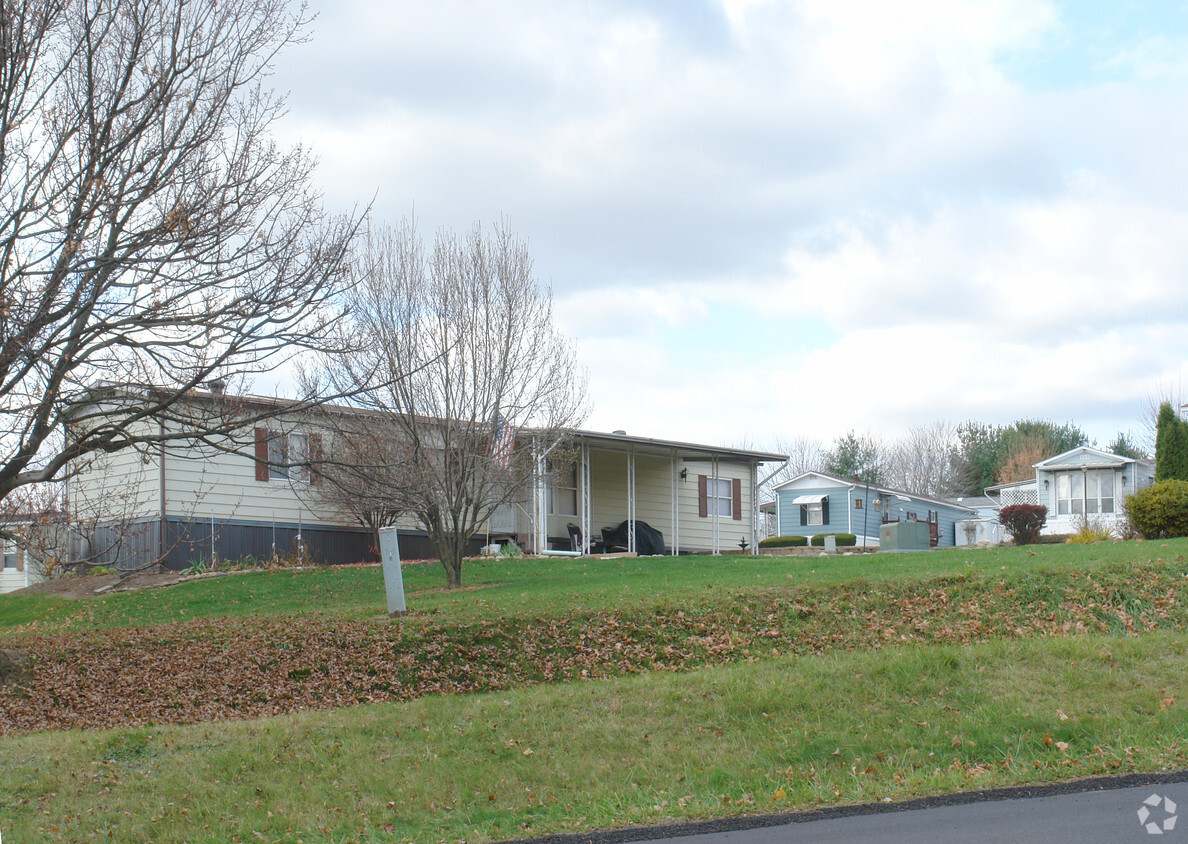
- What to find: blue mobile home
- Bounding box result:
[772,471,975,548]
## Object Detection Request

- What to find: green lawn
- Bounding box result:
[2,538,1188,842]
[1,632,1186,843]
[4,537,1187,633]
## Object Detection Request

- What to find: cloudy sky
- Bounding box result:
[269,0,1188,453]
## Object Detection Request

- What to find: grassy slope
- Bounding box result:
[1,633,1186,843]
[2,539,1188,842]
[4,538,1187,633]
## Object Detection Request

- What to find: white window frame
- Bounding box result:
[548,462,578,516]
[806,502,823,526]
[268,431,310,483]
[1057,471,1114,517]
[708,477,732,517]
[1085,470,1114,515]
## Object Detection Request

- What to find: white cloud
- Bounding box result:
[266,0,1188,452]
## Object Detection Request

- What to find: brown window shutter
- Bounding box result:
[309,433,323,485]
[698,474,708,518]
[254,428,269,481]
[732,477,742,520]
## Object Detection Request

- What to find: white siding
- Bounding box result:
[69,419,162,524]
[67,398,764,555]
[0,544,39,594]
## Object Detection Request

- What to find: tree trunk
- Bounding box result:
[441,554,464,589]
[428,520,467,588]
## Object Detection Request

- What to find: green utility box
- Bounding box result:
[879,520,931,551]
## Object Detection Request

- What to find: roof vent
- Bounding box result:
[612,429,626,436]
[207,378,226,395]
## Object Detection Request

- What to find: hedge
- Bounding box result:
[810,533,857,547]
[1126,480,1188,539]
[758,535,809,548]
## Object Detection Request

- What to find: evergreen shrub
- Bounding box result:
[758,535,808,548]
[1126,480,1188,539]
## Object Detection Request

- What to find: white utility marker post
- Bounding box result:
[378,527,406,617]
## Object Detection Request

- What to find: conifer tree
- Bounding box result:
[1155,403,1188,481]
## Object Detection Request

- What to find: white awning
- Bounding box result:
[791,494,827,505]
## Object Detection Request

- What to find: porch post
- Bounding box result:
[581,443,592,553]
[670,451,679,556]
[750,461,758,555]
[627,446,637,554]
[533,443,545,554]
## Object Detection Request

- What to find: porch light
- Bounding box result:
[1044,479,1049,489]
[680,468,688,481]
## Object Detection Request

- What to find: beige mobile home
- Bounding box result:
[66,388,785,569]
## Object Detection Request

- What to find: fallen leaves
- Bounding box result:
[3,559,1187,736]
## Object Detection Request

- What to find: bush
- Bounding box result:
[758,535,808,548]
[1068,515,1113,544]
[998,504,1048,545]
[497,540,523,558]
[1126,480,1188,539]
[809,533,857,547]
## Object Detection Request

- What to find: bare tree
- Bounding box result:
[310,219,588,588]
[1141,386,1182,455]
[996,435,1048,485]
[755,434,823,523]
[883,421,963,497]
[0,0,359,548]
[299,408,410,553]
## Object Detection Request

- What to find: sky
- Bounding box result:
[268,0,1188,454]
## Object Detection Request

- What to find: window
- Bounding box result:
[906,511,918,522]
[1086,471,1114,514]
[548,463,578,516]
[700,475,742,520]
[797,495,829,526]
[256,428,315,483]
[1057,471,1113,516]
[854,498,863,509]
[1056,473,1083,516]
[2,552,16,570]
[707,478,732,517]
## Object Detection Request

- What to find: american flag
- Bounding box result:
[488,412,516,469]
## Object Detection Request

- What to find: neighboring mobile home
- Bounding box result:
[771,472,975,548]
[65,387,786,570]
[0,542,39,594]
[987,446,1155,537]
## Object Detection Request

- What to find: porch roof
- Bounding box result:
[563,428,786,463]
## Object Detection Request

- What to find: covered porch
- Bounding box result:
[494,431,785,556]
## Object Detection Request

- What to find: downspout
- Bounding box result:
[756,459,788,541]
[159,420,167,566]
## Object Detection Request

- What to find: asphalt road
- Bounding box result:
[508,771,1188,844]
[642,782,1182,843]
